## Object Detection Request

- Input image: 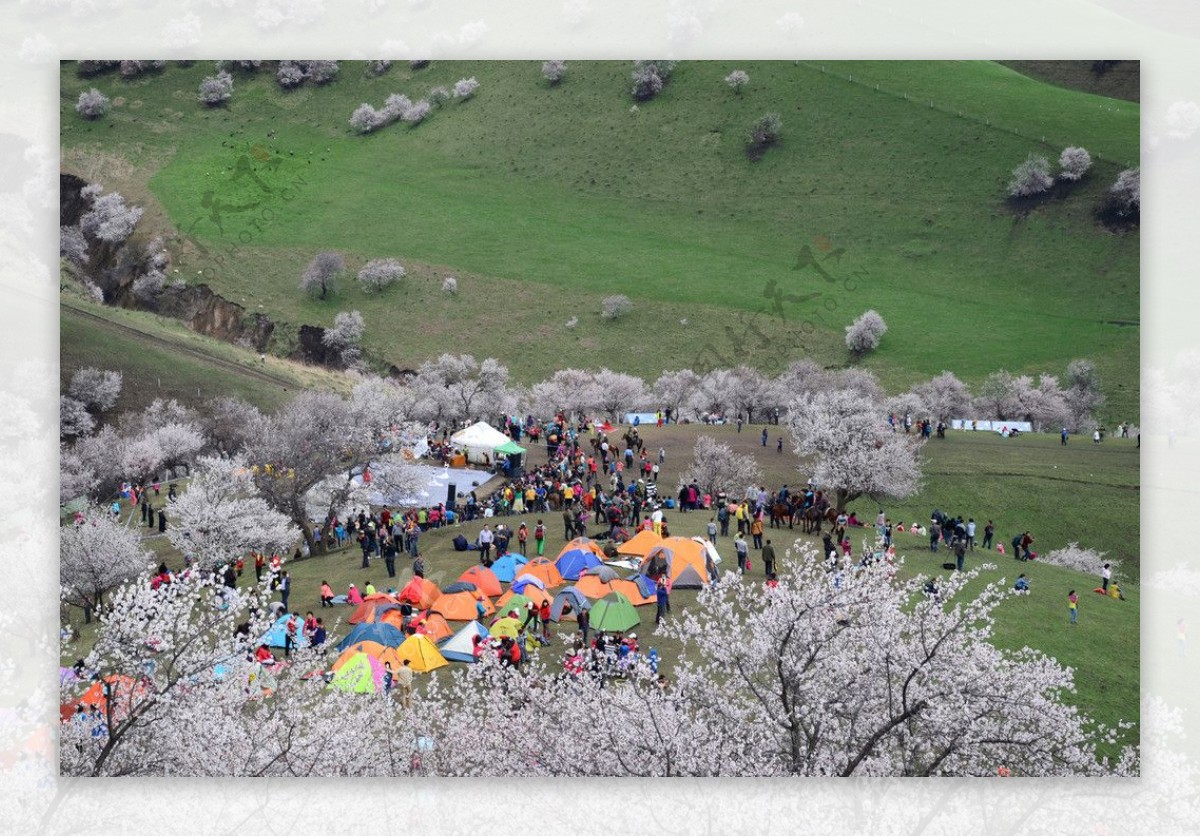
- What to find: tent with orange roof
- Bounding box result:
[399,576,441,610]
[412,612,454,642]
[332,642,403,673]
[516,558,563,589]
[640,538,712,589]
[574,574,655,605]
[616,529,664,559]
[558,537,607,560]
[496,586,552,614]
[349,601,403,624]
[431,590,494,621]
[458,565,503,598]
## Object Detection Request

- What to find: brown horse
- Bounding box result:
[770,500,799,529]
[802,505,838,535]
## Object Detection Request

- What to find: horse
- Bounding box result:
[770,500,800,529]
[802,505,837,535]
[546,491,562,511]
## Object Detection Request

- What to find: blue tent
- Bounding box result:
[490,552,529,583]
[438,620,490,663]
[261,615,310,650]
[550,586,590,622]
[555,549,603,581]
[626,573,658,599]
[511,575,546,595]
[336,622,405,652]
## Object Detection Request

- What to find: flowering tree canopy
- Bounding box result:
[678,435,764,496]
[61,505,152,620]
[786,388,922,511]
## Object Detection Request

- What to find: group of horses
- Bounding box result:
[770,493,840,534]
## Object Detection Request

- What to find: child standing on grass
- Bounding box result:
[1068,590,1078,625]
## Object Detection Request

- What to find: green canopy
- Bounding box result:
[588,594,640,633]
[495,441,526,455]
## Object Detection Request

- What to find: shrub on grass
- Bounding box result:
[350,104,384,134]
[542,60,567,85]
[357,259,405,293]
[748,113,782,151]
[442,276,458,294]
[1008,155,1053,197]
[198,72,233,106]
[725,69,749,93]
[600,294,633,321]
[76,89,110,120]
[300,252,344,300]
[453,77,480,100]
[631,60,675,101]
[845,310,887,356]
[1058,147,1092,181]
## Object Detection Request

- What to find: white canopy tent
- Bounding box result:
[450,421,515,465]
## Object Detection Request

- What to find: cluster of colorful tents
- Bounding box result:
[247,534,721,694]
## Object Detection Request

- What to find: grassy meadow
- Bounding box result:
[60,60,1139,421]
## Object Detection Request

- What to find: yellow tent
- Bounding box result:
[396,633,449,673]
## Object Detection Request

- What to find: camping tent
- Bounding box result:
[442,581,478,595]
[396,634,449,672]
[399,576,441,610]
[262,614,310,649]
[588,592,640,633]
[490,617,522,639]
[640,539,712,589]
[328,653,384,693]
[490,552,529,583]
[458,565,503,597]
[332,642,403,673]
[450,421,514,465]
[517,558,563,588]
[431,590,495,621]
[59,675,144,723]
[555,548,603,581]
[495,589,550,618]
[558,537,607,560]
[550,587,590,622]
[412,612,454,643]
[511,574,546,595]
[439,620,490,663]
[616,530,663,559]
[349,601,402,624]
[574,574,651,605]
[337,622,404,652]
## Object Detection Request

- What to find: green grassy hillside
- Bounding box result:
[60,60,1139,421]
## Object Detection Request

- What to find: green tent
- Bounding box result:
[328,652,383,694]
[494,440,526,455]
[588,592,640,633]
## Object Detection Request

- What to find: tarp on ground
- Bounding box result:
[337,622,404,652]
[431,590,494,621]
[624,412,659,425]
[588,593,640,633]
[616,530,664,559]
[451,421,514,464]
[396,633,449,672]
[490,552,529,583]
[556,548,604,581]
[439,621,490,663]
[550,587,590,622]
[458,565,503,597]
[951,419,1033,433]
[262,614,310,649]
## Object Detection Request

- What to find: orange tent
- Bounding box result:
[399,576,441,610]
[458,565,503,598]
[59,675,145,723]
[413,612,454,642]
[558,537,606,560]
[349,600,403,624]
[517,558,563,589]
[363,592,399,604]
[573,575,654,605]
[432,590,495,621]
[617,529,664,559]
[642,538,712,588]
[496,586,552,612]
[332,641,403,672]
